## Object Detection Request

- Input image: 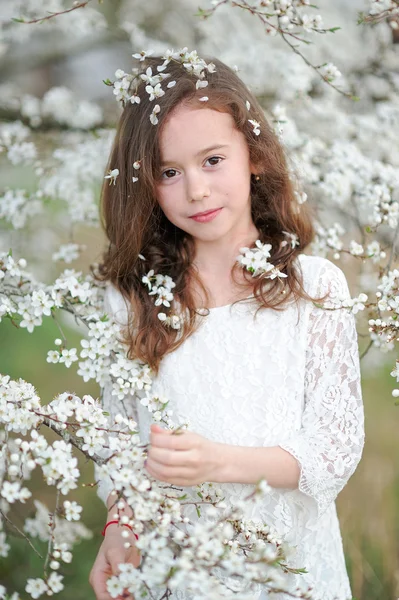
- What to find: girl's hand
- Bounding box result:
[145,423,221,485]
[89,526,141,600]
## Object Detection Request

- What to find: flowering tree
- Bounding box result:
[1,1,399,598]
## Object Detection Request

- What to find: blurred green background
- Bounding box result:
[1,309,399,599]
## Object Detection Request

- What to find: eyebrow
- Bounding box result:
[160,144,229,166]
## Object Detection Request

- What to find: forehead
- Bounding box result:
[158,104,239,157]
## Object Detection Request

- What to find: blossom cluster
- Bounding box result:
[0,370,312,599]
[237,240,288,279]
[111,47,216,124]
[142,268,182,329]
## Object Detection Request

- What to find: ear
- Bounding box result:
[250,161,261,177]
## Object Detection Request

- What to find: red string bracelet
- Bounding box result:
[101,519,139,540]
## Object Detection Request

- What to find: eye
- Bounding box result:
[161,168,178,179]
[205,156,223,167]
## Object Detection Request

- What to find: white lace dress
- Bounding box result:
[96,254,364,600]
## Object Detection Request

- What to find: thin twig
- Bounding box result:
[359,339,374,360]
[0,509,43,558]
[14,1,92,25]
[43,490,60,578]
[201,0,355,99]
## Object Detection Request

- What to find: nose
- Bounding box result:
[185,169,210,202]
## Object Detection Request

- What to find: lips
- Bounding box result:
[189,208,221,218]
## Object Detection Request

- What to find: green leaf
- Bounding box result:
[195,7,211,18]
[196,505,201,517]
[177,494,188,500]
[11,17,25,23]
[357,13,366,25]
[197,491,203,499]
[102,79,113,86]
[328,27,341,33]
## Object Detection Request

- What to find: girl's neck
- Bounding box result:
[190,226,260,308]
[192,226,259,277]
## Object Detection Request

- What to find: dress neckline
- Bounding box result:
[205,294,255,312]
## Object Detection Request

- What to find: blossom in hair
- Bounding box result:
[104,168,119,185]
[158,312,182,329]
[196,80,208,90]
[281,231,300,249]
[132,50,153,62]
[248,119,261,136]
[150,104,161,125]
[145,83,165,102]
[237,240,287,279]
[111,47,217,114]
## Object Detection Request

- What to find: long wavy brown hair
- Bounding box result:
[97,56,322,372]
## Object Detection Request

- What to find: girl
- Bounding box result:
[89,52,364,600]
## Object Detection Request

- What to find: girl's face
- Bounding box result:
[155,103,257,247]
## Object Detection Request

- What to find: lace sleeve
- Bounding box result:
[94,284,139,505]
[279,259,364,519]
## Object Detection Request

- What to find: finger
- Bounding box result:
[148,445,191,466]
[146,457,194,483]
[150,424,168,433]
[90,553,113,600]
[150,430,191,450]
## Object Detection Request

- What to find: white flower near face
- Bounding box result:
[150,104,161,125]
[248,119,261,135]
[145,83,165,101]
[104,168,119,185]
[154,287,174,307]
[281,231,299,249]
[132,50,153,62]
[155,274,176,290]
[196,79,209,90]
[142,270,154,290]
[170,315,181,329]
[113,79,132,103]
[140,67,162,87]
[267,267,288,280]
[129,94,141,104]
[241,252,262,271]
[254,240,272,258]
[25,578,48,599]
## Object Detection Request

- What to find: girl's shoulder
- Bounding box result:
[295,253,351,301]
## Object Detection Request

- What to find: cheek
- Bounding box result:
[156,188,182,224]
